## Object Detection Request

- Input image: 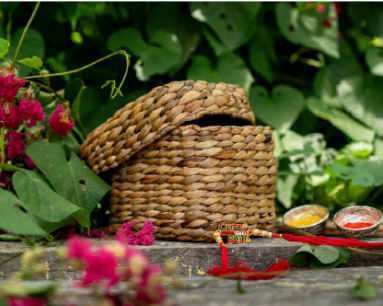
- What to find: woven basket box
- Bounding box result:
[80,80,277,242]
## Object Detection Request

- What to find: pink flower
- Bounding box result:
[0,103,22,129]
[84,229,104,238]
[316,4,325,13]
[48,104,74,137]
[24,156,36,169]
[116,221,155,246]
[67,236,92,260]
[19,98,44,128]
[7,297,45,306]
[6,131,25,160]
[135,220,155,246]
[82,248,120,288]
[0,67,26,102]
[135,265,166,304]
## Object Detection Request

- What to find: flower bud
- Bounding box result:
[163,259,177,276]
[21,250,35,267]
[128,254,148,278]
[39,69,49,77]
[56,247,68,261]
[20,88,35,101]
[104,243,126,259]
[33,263,46,276]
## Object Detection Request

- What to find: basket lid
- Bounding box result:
[80,80,255,173]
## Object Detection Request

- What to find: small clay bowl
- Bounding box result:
[283,204,329,235]
[334,206,382,238]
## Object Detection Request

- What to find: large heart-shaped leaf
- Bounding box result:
[250,85,305,130]
[307,98,375,143]
[107,28,182,81]
[289,245,340,266]
[331,163,375,187]
[146,3,202,73]
[276,3,339,58]
[187,53,254,92]
[26,142,111,218]
[18,56,43,70]
[348,157,383,187]
[0,190,46,236]
[190,2,261,51]
[12,170,84,224]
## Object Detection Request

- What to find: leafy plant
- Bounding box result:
[288,245,351,269]
[349,278,377,301]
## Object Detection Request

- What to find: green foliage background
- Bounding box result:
[2,2,383,215]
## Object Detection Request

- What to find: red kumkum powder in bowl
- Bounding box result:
[343,222,375,229]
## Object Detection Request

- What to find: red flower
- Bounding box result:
[0,103,22,129]
[24,156,36,169]
[321,19,332,28]
[7,297,45,306]
[333,2,342,15]
[0,67,26,102]
[48,104,74,137]
[6,131,25,160]
[316,4,325,13]
[19,98,44,128]
[0,170,10,189]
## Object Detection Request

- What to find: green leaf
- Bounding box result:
[349,157,383,187]
[64,78,84,120]
[146,2,202,73]
[349,278,377,301]
[12,171,82,225]
[107,28,182,81]
[26,142,111,218]
[1,282,56,297]
[289,245,340,264]
[187,53,254,92]
[250,85,305,130]
[248,27,276,83]
[0,37,9,58]
[0,190,46,236]
[309,247,350,269]
[18,56,43,70]
[374,138,383,157]
[190,2,261,51]
[331,163,375,187]
[339,142,373,158]
[7,28,45,77]
[236,279,245,294]
[307,98,375,143]
[276,174,299,209]
[0,234,21,242]
[348,3,383,38]
[366,47,383,76]
[288,250,309,266]
[276,3,339,58]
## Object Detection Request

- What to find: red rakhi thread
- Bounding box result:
[207,236,290,280]
[282,233,383,250]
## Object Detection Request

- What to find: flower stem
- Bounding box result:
[23,50,131,98]
[11,2,40,66]
[26,80,65,102]
[0,123,6,177]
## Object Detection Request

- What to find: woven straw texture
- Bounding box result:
[80,80,276,242]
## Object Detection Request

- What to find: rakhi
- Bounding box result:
[207,223,383,280]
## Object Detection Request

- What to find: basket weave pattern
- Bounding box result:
[80,80,277,242]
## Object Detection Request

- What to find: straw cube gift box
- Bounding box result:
[80,80,277,242]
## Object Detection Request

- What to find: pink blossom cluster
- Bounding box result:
[7,297,45,306]
[0,66,75,136]
[67,235,166,304]
[47,104,74,137]
[116,220,155,246]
